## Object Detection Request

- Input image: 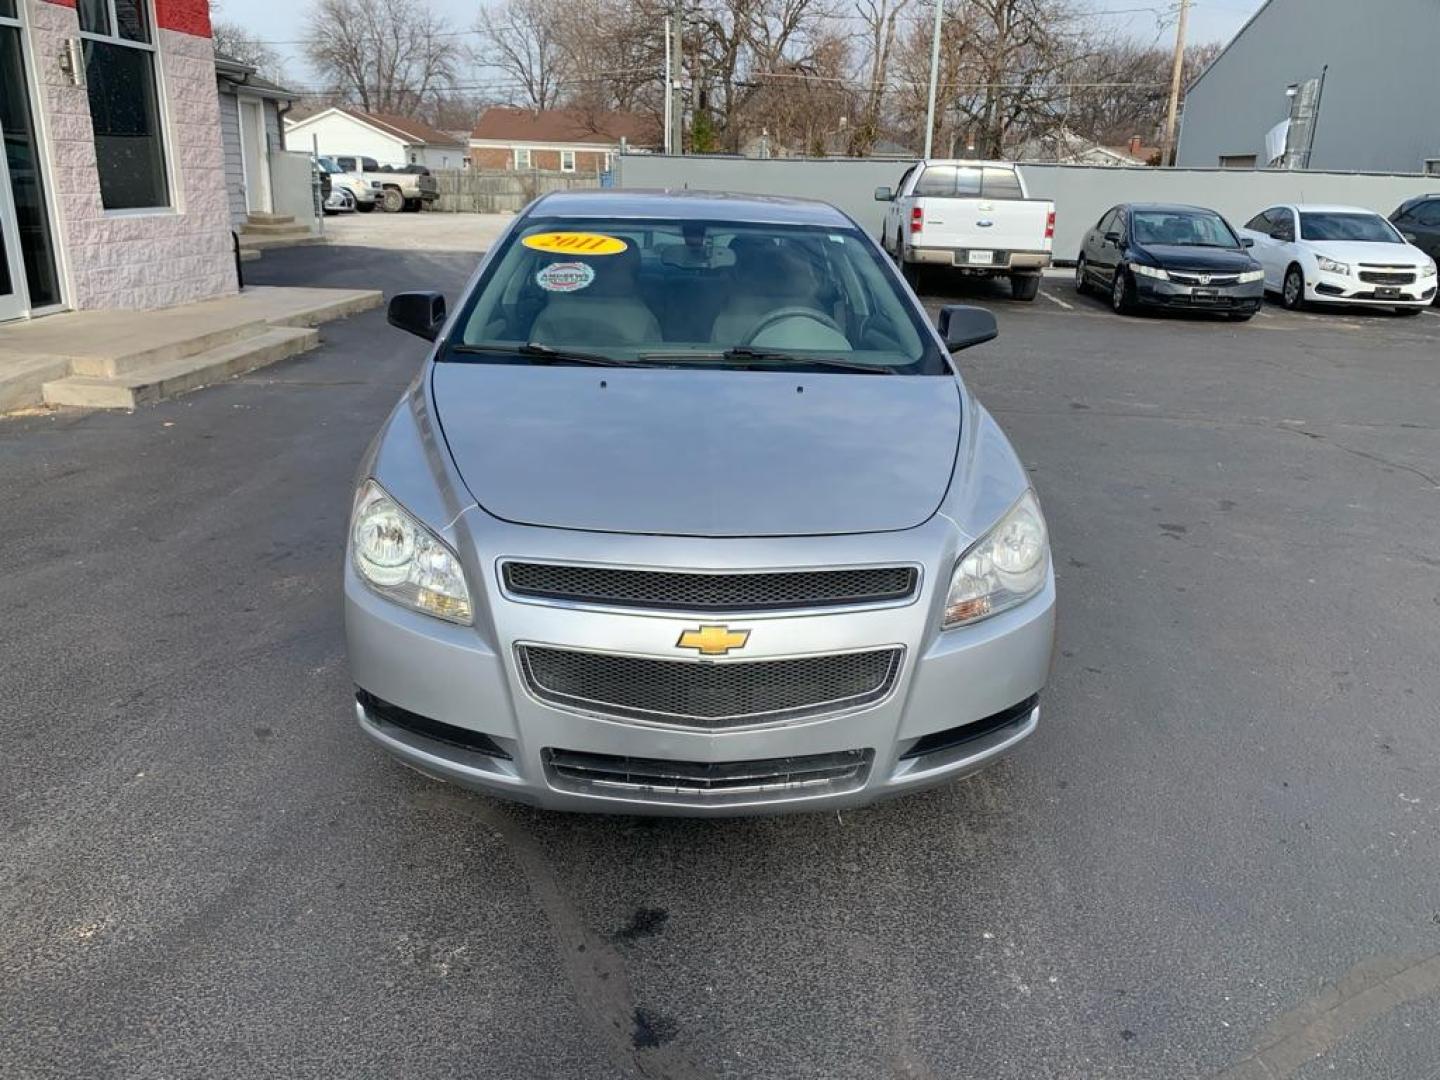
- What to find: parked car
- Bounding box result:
[1390,194,1440,301]
[332,154,439,213]
[1239,204,1438,315]
[324,187,357,214]
[318,155,380,213]
[875,160,1054,301]
[1075,203,1264,319]
[346,190,1055,815]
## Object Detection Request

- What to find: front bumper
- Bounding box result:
[907,247,1052,272]
[344,516,1056,815]
[1308,269,1435,306]
[1135,277,1264,312]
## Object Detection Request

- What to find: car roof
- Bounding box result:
[524,189,856,227]
[1284,203,1384,214]
[1123,203,1224,215]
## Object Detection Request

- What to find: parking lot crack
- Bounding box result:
[1287,430,1440,488]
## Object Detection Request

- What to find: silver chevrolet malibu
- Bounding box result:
[344,190,1055,815]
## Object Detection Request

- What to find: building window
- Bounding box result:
[79,0,169,210]
[560,150,576,173]
[1218,154,1257,169]
[513,147,531,170]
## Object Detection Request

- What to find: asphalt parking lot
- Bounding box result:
[3,246,1439,1079]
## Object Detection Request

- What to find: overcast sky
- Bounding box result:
[219,0,1265,91]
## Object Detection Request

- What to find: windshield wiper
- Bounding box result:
[448,342,631,367]
[718,347,896,374]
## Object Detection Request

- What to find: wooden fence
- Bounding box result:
[430,169,604,213]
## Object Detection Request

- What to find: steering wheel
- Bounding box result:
[740,307,846,347]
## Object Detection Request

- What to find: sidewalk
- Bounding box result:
[0,286,382,413]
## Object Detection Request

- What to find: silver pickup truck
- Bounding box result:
[333,155,439,213]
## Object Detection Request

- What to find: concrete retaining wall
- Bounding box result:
[616,154,1440,260]
[430,170,600,213]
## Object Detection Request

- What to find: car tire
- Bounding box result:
[356,202,375,214]
[1010,273,1041,301]
[1075,257,1089,294]
[1111,268,1136,315]
[381,188,405,213]
[1281,264,1306,310]
[1394,306,1423,317]
[404,198,422,213]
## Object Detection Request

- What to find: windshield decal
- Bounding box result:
[535,261,595,293]
[523,231,629,256]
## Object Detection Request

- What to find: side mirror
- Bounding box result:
[1241,237,1255,248]
[937,305,998,353]
[1103,230,1121,244]
[873,186,894,202]
[388,291,446,341]
[1402,231,1419,243]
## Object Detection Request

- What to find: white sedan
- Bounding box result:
[1239,203,1437,315]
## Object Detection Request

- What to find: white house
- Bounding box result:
[283,107,468,170]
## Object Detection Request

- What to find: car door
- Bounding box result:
[1246,208,1287,287]
[886,166,915,249]
[1083,207,1115,282]
[1093,207,1124,279]
[1408,199,1440,261]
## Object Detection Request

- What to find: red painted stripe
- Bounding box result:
[41,0,78,8]
[155,0,212,37]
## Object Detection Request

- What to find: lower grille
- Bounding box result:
[1359,270,1415,285]
[517,645,904,728]
[901,695,1038,760]
[501,562,918,612]
[543,747,873,799]
[357,690,511,759]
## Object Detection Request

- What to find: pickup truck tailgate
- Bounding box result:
[913,197,1052,257]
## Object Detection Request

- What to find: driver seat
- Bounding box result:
[710,241,826,344]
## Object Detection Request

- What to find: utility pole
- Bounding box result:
[669,1,685,155]
[922,0,944,158]
[663,15,673,154]
[1159,0,1190,166]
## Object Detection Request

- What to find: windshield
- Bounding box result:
[444,216,948,375]
[1300,212,1401,243]
[1131,210,1240,248]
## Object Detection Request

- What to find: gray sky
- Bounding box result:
[221,0,1265,91]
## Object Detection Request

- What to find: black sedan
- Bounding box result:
[1076,203,1266,320]
[1391,194,1440,300]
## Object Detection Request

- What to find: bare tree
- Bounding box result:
[475,0,570,110]
[850,0,911,154]
[304,0,460,115]
[209,2,286,81]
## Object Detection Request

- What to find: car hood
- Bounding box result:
[431,364,962,537]
[1301,240,1428,266]
[1136,244,1258,272]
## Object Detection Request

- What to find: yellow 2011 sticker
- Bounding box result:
[522,231,629,256]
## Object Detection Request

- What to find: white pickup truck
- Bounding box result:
[876,160,1054,300]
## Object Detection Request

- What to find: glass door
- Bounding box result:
[1,2,63,321]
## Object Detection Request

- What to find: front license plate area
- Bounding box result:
[1192,288,1218,298]
[1376,287,1400,298]
[967,250,995,265]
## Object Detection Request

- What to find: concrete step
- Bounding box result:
[246,212,295,225]
[42,327,320,410]
[237,233,325,251]
[70,319,269,378]
[240,220,313,236]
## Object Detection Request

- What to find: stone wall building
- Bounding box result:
[1,0,237,322]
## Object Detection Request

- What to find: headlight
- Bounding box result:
[351,480,473,624]
[1423,261,1437,279]
[942,490,1049,629]
[1317,256,1350,276]
[1131,263,1168,280]
[1237,269,1265,284]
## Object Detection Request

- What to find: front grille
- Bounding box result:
[517,645,904,728]
[502,562,918,613]
[1359,270,1415,285]
[543,747,873,799]
[1170,272,1239,286]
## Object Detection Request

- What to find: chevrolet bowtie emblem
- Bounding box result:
[676,625,751,656]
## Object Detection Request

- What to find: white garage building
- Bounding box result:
[283,107,468,170]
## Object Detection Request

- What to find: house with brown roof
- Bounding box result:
[470,107,660,175]
[283,107,469,171]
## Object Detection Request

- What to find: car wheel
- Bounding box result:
[1075,257,1088,294]
[381,188,405,213]
[356,202,375,214]
[1111,268,1135,314]
[404,198,422,213]
[1010,273,1041,301]
[1282,265,1306,310]
[1394,306,1423,317]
